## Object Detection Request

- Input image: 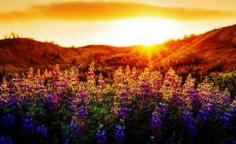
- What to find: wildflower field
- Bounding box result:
[0,63,236,144]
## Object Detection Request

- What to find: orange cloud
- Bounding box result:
[0,2,234,22]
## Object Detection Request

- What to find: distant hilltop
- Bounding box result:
[0,24,236,74]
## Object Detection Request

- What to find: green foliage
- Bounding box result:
[210,71,236,97]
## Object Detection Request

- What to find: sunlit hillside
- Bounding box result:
[0,24,236,75]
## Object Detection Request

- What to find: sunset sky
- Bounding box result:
[0,0,236,46]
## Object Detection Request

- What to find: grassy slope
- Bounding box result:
[0,24,236,73]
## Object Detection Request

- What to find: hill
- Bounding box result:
[159,24,236,73]
[0,24,236,74]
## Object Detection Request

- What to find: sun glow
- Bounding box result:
[1,16,234,47]
[134,44,165,61]
[136,45,156,58]
[103,17,184,46]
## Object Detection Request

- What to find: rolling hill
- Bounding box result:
[159,24,236,73]
[0,24,236,74]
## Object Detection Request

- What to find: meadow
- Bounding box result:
[0,62,236,144]
[1,0,236,143]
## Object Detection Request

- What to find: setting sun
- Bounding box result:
[0,1,235,46]
[104,17,183,46]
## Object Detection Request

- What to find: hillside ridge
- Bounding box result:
[0,24,236,73]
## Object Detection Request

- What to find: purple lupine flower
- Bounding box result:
[173,97,185,108]
[221,91,231,105]
[204,102,214,113]
[182,111,196,137]
[114,125,125,144]
[198,102,214,122]
[119,89,130,105]
[43,93,60,109]
[150,111,161,132]
[21,118,35,131]
[198,109,209,122]
[218,112,232,124]
[118,107,131,120]
[188,88,199,102]
[69,119,76,134]
[77,105,89,120]
[18,95,30,106]
[75,91,88,103]
[7,93,19,107]
[0,136,14,144]
[69,118,81,139]
[36,125,48,139]
[140,81,151,99]
[95,130,107,144]
[71,91,88,112]
[157,102,168,118]
[1,114,16,127]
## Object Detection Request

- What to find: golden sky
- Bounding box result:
[0,0,236,46]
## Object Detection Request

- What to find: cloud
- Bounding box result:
[0,1,234,22]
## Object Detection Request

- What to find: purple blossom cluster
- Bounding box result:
[114,125,125,144]
[140,81,151,99]
[150,102,168,133]
[182,111,196,137]
[77,105,89,120]
[69,117,82,139]
[43,93,60,109]
[0,136,14,144]
[95,130,107,144]
[119,89,131,105]
[0,114,16,128]
[21,117,35,131]
[36,125,48,139]
[118,107,132,120]
[150,111,162,132]
[0,63,235,143]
